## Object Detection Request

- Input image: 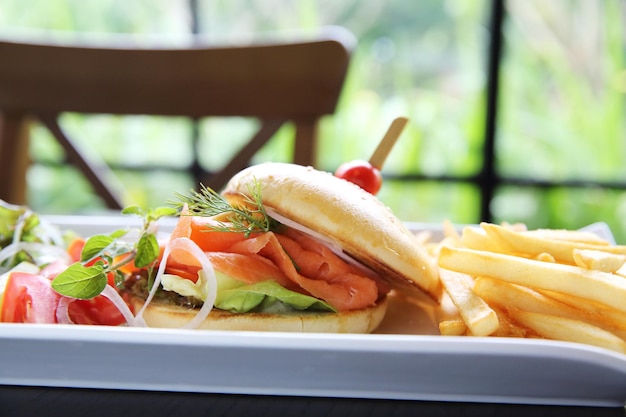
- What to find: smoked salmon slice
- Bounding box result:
[168,205,252,270]
[228,231,379,311]
[166,209,382,311]
[205,252,293,288]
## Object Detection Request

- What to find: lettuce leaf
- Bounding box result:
[162,270,336,314]
[215,280,336,314]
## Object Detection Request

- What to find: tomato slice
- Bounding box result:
[67,295,126,326]
[1,270,126,326]
[1,272,61,323]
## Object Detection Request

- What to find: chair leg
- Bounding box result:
[293,119,318,168]
[0,111,30,205]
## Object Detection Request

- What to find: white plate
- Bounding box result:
[1,323,625,407]
[4,215,624,407]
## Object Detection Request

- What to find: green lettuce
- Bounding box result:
[161,271,336,314]
[216,280,336,313]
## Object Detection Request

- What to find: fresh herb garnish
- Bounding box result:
[0,200,68,272]
[51,205,176,300]
[171,181,277,237]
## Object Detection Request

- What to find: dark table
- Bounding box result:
[0,386,624,417]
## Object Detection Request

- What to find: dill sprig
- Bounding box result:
[171,181,277,237]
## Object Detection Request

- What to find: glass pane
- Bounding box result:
[197,1,488,176]
[115,169,195,209]
[26,165,105,212]
[0,0,191,37]
[494,1,626,237]
[380,180,481,224]
[56,114,194,169]
[492,185,626,244]
[196,0,489,222]
[499,0,626,182]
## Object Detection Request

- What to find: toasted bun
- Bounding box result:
[222,162,441,299]
[129,294,388,333]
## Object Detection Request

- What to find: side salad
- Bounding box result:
[0,184,343,328]
[0,199,176,325]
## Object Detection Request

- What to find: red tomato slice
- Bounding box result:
[67,295,126,326]
[1,272,61,323]
[2,271,125,326]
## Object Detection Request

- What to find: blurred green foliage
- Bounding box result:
[1,0,625,242]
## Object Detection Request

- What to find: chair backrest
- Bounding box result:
[0,27,354,208]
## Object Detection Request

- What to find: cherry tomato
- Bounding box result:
[334,160,383,195]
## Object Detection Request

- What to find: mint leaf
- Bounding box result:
[109,229,128,240]
[121,205,144,216]
[147,207,177,222]
[51,262,108,299]
[80,234,114,262]
[134,233,159,268]
[50,204,174,299]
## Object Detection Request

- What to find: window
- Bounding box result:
[2,0,625,242]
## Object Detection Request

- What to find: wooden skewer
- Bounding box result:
[368,117,409,170]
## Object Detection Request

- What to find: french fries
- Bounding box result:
[479,222,626,264]
[508,309,626,354]
[431,221,626,355]
[438,269,499,336]
[572,249,626,273]
[438,246,626,313]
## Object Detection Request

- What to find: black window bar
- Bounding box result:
[480,0,505,222]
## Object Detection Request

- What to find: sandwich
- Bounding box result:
[123,162,440,333]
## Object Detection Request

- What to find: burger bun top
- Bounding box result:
[222,162,441,299]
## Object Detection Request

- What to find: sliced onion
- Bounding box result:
[2,209,66,272]
[54,286,145,327]
[55,297,74,325]
[265,207,343,253]
[101,285,146,327]
[134,237,217,329]
[10,209,30,246]
[36,216,67,248]
[0,241,71,273]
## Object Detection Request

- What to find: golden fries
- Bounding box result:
[480,222,626,264]
[508,309,626,354]
[572,249,626,273]
[439,246,626,313]
[431,221,626,355]
[458,226,503,253]
[524,228,610,245]
[438,269,499,336]
[438,318,467,336]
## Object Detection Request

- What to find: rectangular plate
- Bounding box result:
[1,215,625,407]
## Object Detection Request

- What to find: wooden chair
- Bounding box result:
[0,27,354,209]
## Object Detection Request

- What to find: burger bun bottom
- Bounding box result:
[128,295,388,333]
